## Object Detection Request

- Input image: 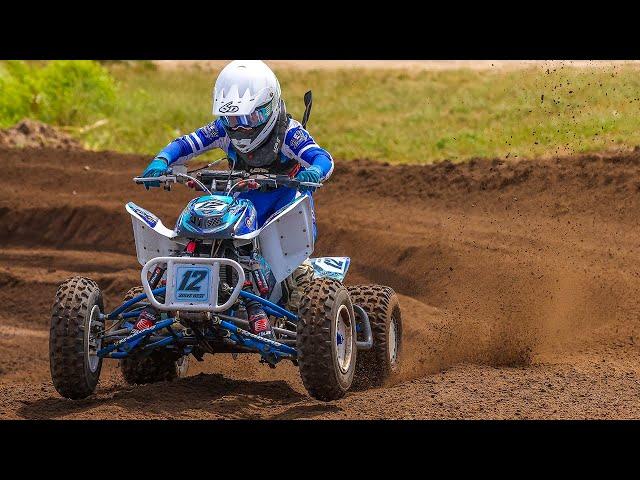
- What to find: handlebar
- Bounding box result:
[133,169,322,194]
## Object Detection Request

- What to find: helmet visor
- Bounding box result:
[221,101,273,129]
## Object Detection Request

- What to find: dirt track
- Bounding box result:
[2,147,640,419]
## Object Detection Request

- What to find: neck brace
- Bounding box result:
[229,101,290,169]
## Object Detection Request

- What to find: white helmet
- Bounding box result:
[213,60,282,153]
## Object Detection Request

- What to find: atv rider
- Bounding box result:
[139,60,334,340]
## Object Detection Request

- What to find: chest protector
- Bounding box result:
[230,108,298,175]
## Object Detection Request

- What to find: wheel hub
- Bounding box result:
[85,305,103,373]
[176,355,189,377]
[335,305,353,374]
[388,318,398,365]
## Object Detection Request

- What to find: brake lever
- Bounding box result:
[246,179,260,190]
[227,178,261,195]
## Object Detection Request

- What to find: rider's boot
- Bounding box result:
[246,301,275,340]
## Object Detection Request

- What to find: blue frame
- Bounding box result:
[106,287,167,320]
[238,290,298,322]
[99,287,299,364]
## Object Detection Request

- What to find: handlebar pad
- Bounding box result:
[197,170,245,182]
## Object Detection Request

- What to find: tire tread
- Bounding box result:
[347,284,402,388]
[297,278,354,401]
[49,276,103,399]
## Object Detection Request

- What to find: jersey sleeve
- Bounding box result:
[156,118,229,166]
[282,119,334,180]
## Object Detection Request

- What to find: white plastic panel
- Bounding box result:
[126,202,186,266]
[258,195,315,283]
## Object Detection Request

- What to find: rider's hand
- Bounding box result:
[140,157,169,190]
[295,166,322,193]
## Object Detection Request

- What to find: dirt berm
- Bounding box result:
[1,146,640,419]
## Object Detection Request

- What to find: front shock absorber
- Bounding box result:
[253,270,269,296]
[148,265,166,289]
[250,258,269,296]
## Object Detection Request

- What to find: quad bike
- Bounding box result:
[49,161,403,401]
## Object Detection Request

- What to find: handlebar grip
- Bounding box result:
[134,176,171,183]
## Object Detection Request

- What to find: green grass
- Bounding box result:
[0,60,117,128]
[15,62,640,163]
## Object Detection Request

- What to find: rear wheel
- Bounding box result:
[50,276,104,399]
[120,351,189,385]
[297,278,357,401]
[118,286,189,385]
[121,286,149,309]
[347,285,402,389]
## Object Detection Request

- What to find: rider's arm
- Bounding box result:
[282,120,334,180]
[156,119,229,166]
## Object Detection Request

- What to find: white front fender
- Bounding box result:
[126,202,187,266]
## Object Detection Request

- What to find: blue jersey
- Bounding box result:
[156,117,334,180]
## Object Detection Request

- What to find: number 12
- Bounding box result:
[178,269,207,291]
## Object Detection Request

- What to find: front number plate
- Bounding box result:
[175,266,212,303]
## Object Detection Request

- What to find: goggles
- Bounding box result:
[221,101,273,129]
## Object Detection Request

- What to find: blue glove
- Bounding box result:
[295,165,323,193]
[140,157,169,189]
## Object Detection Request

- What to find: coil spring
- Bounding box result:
[218,248,239,302]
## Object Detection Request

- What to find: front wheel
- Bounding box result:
[297,278,357,401]
[49,276,104,399]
